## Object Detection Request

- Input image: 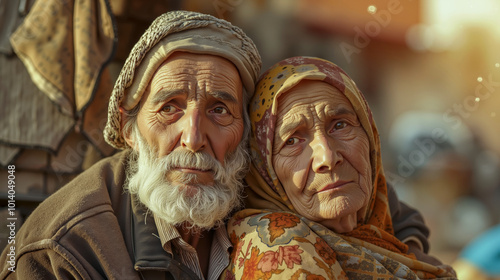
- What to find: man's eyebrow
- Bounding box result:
[150,89,185,105]
[150,90,238,105]
[208,91,238,104]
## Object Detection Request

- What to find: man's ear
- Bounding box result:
[120,107,136,148]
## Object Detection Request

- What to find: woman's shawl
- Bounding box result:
[222,57,456,279]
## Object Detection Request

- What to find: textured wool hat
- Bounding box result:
[104,10,262,149]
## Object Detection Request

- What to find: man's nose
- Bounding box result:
[311,134,342,173]
[180,109,207,153]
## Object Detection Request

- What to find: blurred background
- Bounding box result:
[1,0,499,277]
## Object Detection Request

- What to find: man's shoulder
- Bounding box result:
[14,150,131,246]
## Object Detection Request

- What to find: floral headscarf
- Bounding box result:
[222,57,456,279]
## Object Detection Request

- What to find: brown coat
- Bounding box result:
[0,151,200,280]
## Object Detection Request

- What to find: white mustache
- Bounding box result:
[158,150,222,177]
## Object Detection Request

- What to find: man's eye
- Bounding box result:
[162,105,176,113]
[333,121,347,130]
[285,137,299,145]
[211,107,228,114]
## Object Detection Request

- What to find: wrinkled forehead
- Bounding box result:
[151,52,242,87]
[143,52,244,108]
[274,80,354,119]
[140,52,244,102]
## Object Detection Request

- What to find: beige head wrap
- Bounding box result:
[104,10,262,149]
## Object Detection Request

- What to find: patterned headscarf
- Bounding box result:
[248,56,399,249]
[222,57,456,279]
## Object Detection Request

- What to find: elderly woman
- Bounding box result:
[222,57,456,279]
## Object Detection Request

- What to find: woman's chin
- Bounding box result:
[319,213,358,233]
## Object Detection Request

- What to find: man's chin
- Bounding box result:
[179,184,201,197]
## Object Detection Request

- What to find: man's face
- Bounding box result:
[124,52,248,230]
[133,52,244,190]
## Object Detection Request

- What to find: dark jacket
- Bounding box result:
[0,151,200,280]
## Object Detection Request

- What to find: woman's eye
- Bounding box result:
[211,107,228,114]
[333,121,347,130]
[285,137,299,146]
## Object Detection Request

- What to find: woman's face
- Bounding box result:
[272,80,372,233]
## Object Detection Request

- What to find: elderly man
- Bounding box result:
[0,11,260,280]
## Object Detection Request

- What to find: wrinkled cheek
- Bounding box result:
[219,125,244,156]
[352,139,372,197]
[291,169,307,190]
[356,173,373,220]
[273,156,288,176]
[274,157,305,197]
[139,117,179,156]
[359,165,372,197]
[155,131,178,157]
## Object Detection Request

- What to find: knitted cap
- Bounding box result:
[104,10,262,149]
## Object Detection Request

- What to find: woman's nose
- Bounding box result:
[180,109,207,153]
[311,135,342,173]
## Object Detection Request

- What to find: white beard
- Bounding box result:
[126,125,248,231]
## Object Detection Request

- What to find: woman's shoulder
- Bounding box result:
[228,209,315,246]
[224,209,348,280]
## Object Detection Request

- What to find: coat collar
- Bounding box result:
[130,195,201,280]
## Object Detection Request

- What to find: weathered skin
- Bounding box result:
[124,52,244,188]
[273,80,372,233]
